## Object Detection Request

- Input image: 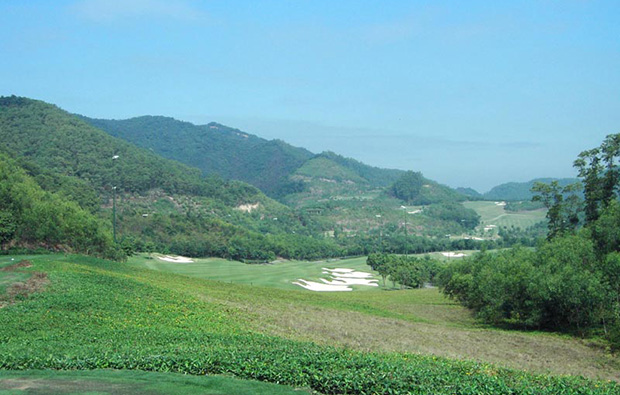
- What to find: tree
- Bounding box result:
[531,181,582,239]
[389,171,424,203]
[573,134,620,224]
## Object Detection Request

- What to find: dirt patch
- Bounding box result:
[1,260,32,271]
[0,260,49,308]
[6,272,49,300]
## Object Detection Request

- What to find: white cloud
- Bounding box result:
[71,0,207,23]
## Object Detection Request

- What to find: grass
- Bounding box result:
[109,254,620,381]
[463,200,547,230]
[0,369,312,394]
[128,254,377,291]
[0,254,618,394]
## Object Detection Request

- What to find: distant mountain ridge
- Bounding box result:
[81,115,407,199]
[482,178,580,201]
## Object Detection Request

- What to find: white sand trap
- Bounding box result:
[442,252,467,258]
[321,278,379,286]
[158,255,194,263]
[292,279,352,292]
[296,268,377,291]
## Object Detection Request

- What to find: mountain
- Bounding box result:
[80,116,409,200]
[80,111,476,242]
[483,178,580,201]
[0,96,343,260]
[80,116,314,196]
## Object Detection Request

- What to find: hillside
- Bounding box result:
[81,115,314,196]
[0,153,116,258]
[0,96,341,260]
[483,178,579,201]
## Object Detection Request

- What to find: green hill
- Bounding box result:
[0,96,342,260]
[483,178,579,201]
[81,115,313,196]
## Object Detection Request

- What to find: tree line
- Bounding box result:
[439,134,620,347]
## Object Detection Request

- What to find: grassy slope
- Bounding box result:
[0,370,311,395]
[2,254,614,390]
[126,253,620,381]
[464,201,547,230]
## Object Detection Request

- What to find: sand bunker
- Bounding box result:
[292,279,352,292]
[320,278,378,286]
[442,252,467,258]
[157,255,194,263]
[294,268,377,291]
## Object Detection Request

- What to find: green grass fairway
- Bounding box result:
[129,254,379,291]
[0,370,312,394]
[464,200,547,229]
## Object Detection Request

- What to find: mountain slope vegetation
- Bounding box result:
[0,96,344,260]
[81,115,314,196]
[0,154,116,257]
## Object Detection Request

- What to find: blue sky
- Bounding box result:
[1,1,619,192]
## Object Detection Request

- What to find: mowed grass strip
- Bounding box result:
[0,369,313,395]
[0,255,618,394]
[463,201,547,229]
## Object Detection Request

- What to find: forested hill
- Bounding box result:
[0,96,348,261]
[81,115,314,196]
[0,96,268,205]
[483,178,579,201]
[81,115,406,199]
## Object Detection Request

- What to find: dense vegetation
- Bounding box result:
[0,254,616,394]
[441,134,620,347]
[0,153,118,258]
[82,115,314,197]
[367,253,441,288]
[0,96,347,260]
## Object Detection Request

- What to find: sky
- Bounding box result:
[1,1,619,192]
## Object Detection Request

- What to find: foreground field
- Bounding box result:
[0,254,618,394]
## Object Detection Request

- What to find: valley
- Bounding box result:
[0,96,617,394]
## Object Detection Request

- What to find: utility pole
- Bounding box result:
[401,206,408,257]
[375,214,382,253]
[112,186,117,243]
[112,154,119,244]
